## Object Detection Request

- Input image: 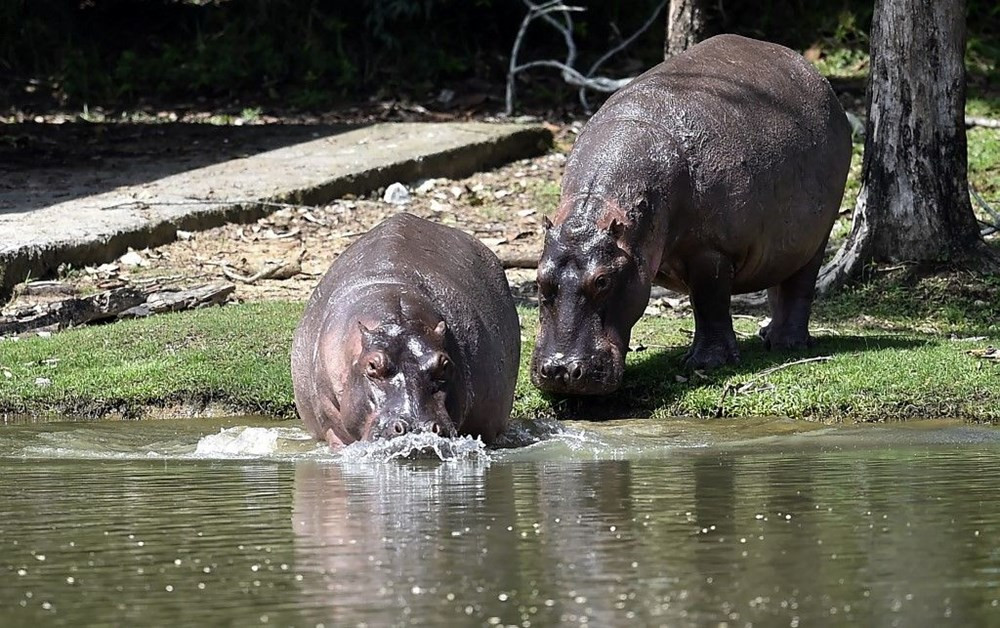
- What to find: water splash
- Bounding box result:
[339,431,488,463]
[191,426,320,459]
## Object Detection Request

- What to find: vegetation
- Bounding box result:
[1,1,996,111]
[0,3,997,425]
[1,269,998,422]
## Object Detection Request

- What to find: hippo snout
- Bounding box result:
[532,352,622,396]
[375,417,456,440]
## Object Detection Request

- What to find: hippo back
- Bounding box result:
[564,34,852,293]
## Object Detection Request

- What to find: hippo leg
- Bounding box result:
[759,239,826,351]
[683,253,740,369]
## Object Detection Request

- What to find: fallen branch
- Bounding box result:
[119,283,235,318]
[966,116,1000,129]
[0,282,235,336]
[221,261,300,284]
[500,253,541,269]
[970,185,1000,236]
[966,347,999,361]
[1,286,148,336]
[101,197,316,213]
[715,356,832,417]
[218,251,305,284]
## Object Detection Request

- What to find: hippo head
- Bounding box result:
[531,215,649,395]
[344,319,460,440]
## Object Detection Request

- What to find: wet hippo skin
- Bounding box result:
[291,212,521,446]
[532,34,852,395]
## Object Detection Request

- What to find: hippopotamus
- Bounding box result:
[291,212,520,446]
[531,34,852,395]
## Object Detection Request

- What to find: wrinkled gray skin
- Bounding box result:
[532,34,852,395]
[291,212,520,447]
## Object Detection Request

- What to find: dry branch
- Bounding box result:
[966,116,1000,129]
[506,0,668,114]
[970,185,1000,236]
[500,253,541,269]
[1,282,234,336]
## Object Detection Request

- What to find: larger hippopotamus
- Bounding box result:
[291,212,520,446]
[531,34,852,395]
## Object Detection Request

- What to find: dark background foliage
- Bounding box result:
[0,0,997,110]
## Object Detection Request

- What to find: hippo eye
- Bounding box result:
[537,280,556,305]
[430,354,451,392]
[433,354,451,377]
[592,273,610,293]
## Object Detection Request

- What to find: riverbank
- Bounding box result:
[2,267,997,423]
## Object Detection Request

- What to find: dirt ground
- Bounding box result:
[4,121,585,312]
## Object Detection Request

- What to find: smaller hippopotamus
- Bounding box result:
[291,212,521,447]
[531,34,852,395]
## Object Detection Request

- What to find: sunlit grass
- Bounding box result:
[3,273,998,423]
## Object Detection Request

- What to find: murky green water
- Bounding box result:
[4,417,1000,627]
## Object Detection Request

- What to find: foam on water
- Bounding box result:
[5,415,878,463]
[338,431,488,462]
[192,426,317,457]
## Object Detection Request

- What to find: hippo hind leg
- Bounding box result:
[759,238,827,351]
[683,252,740,369]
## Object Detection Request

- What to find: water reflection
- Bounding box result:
[4,421,1000,626]
[290,445,1000,627]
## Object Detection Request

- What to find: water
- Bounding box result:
[3,417,1000,626]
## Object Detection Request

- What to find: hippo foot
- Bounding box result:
[682,343,740,370]
[758,325,814,351]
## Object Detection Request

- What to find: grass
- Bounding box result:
[511,270,1000,423]
[2,271,998,423]
[2,47,998,425]
[0,302,301,419]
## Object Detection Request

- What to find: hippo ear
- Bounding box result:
[432,320,447,339]
[357,321,375,347]
[542,216,553,230]
[606,218,626,241]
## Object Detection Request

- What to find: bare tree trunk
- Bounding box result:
[664,0,707,58]
[819,0,996,292]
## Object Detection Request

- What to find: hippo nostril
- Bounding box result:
[392,420,407,436]
[430,422,441,435]
[539,361,555,379]
[540,360,566,380]
[569,362,584,381]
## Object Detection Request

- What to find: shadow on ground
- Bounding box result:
[0,122,360,215]
[535,333,928,421]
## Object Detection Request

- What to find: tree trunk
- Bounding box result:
[819,0,996,292]
[664,0,707,59]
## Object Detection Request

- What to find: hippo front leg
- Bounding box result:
[759,240,825,351]
[682,252,740,369]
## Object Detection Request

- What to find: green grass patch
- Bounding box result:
[0,302,302,419]
[969,127,1000,202]
[2,272,998,423]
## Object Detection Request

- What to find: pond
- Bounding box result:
[3,416,1000,627]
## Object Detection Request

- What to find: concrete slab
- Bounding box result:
[0,121,552,302]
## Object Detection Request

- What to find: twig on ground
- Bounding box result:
[715,356,833,417]
[966,116,1000,129]
[101,198,316,213]
[970,185,1000,236]
[966,347,999,361]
